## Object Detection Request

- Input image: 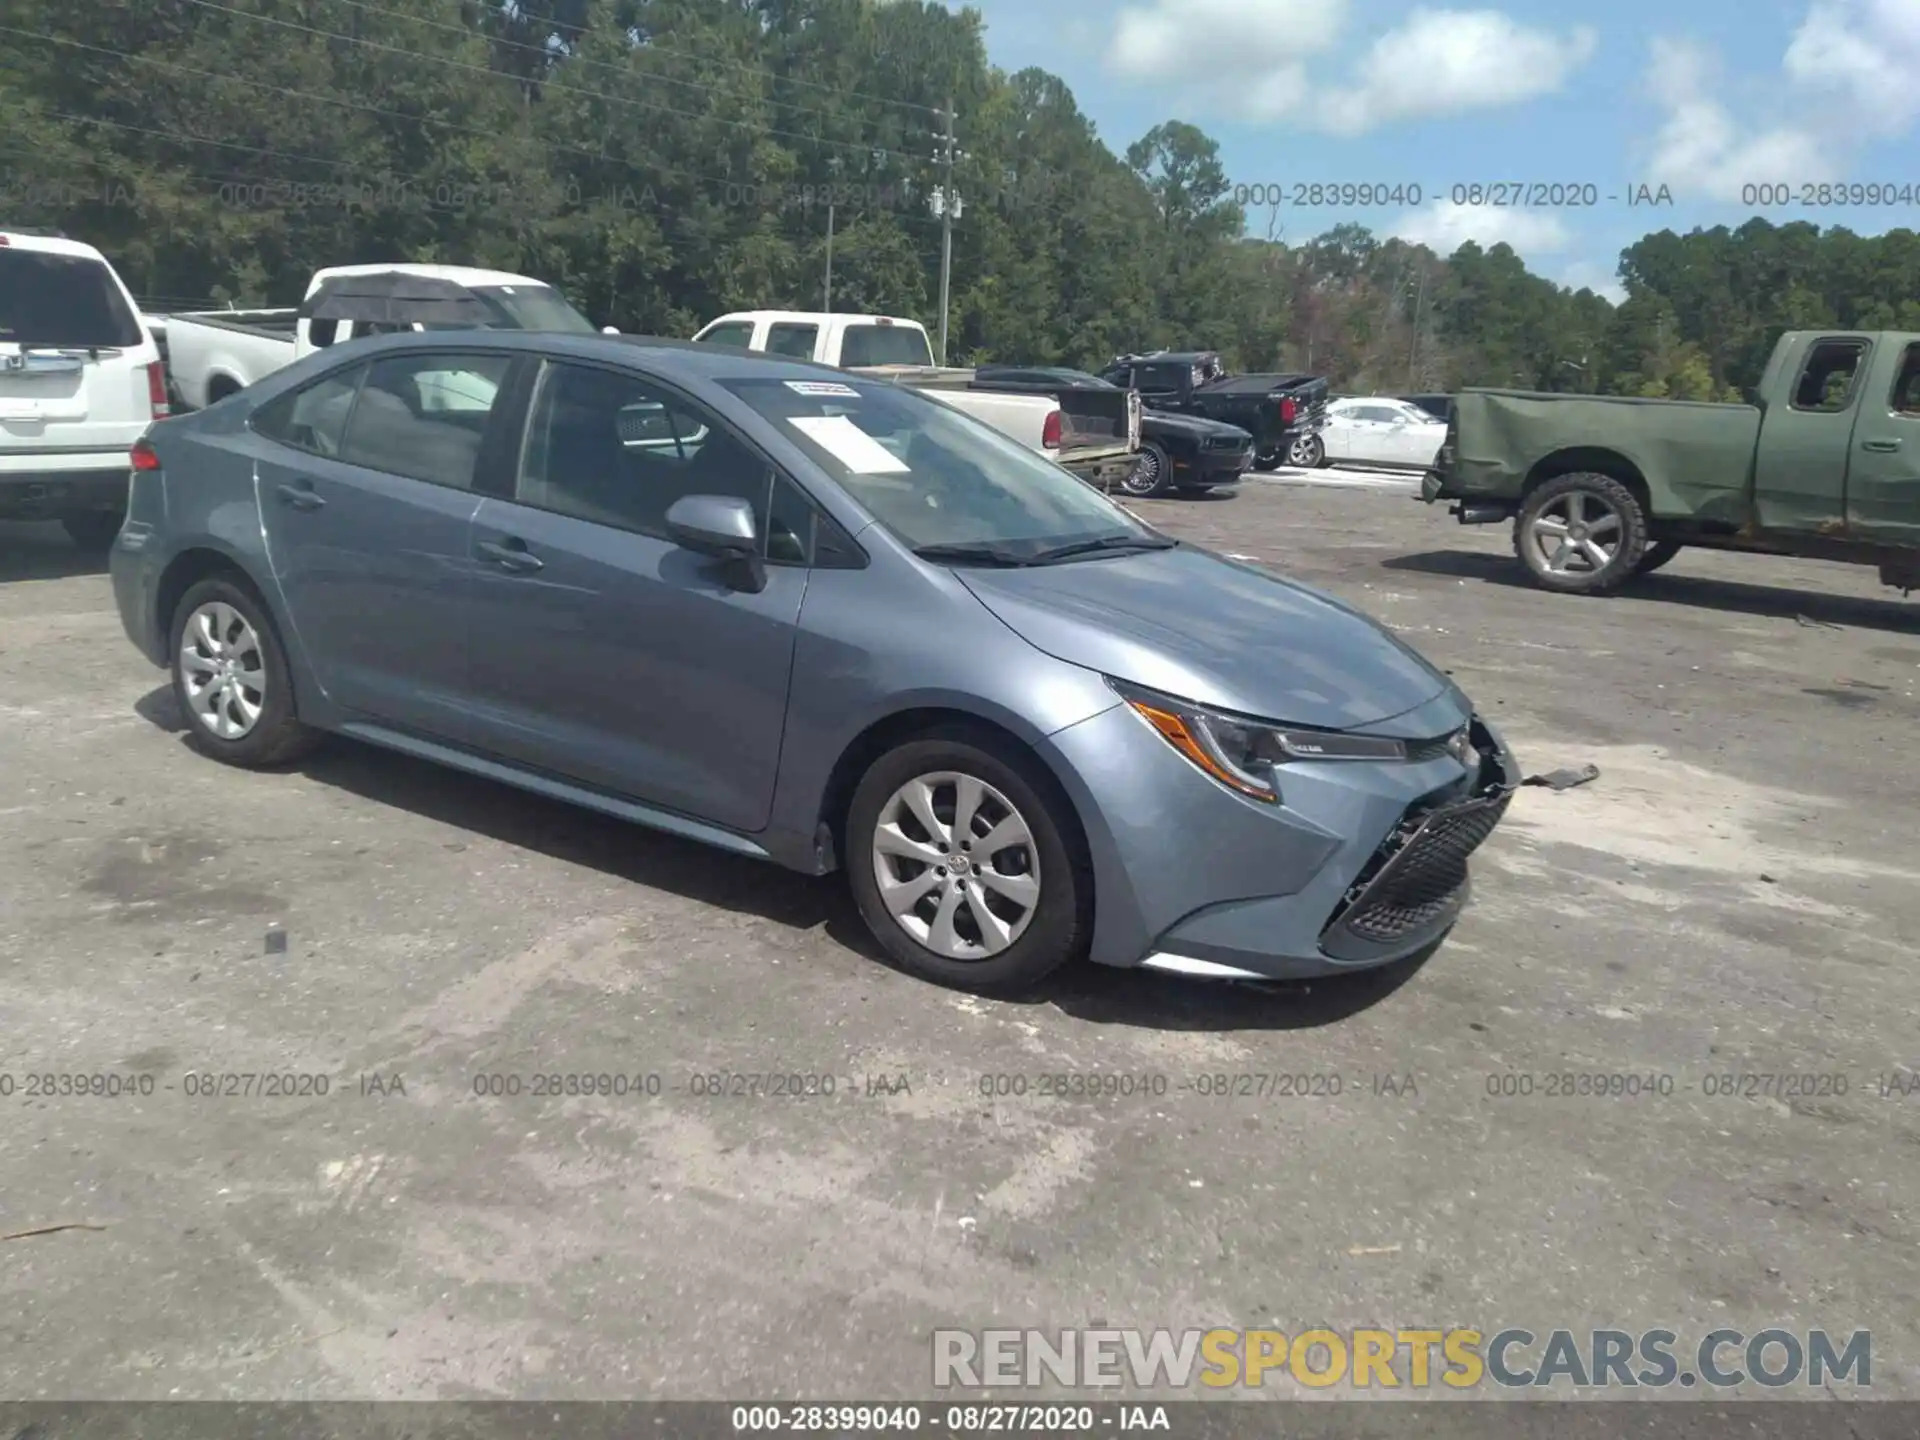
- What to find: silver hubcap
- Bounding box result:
[870,771,1040,960]
[178,601,266,740]
[1527,490,1623,574]
[1123,449,1161,494]
[1288,436,1318,465]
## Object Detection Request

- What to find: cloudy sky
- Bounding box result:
[950,0,1920,301]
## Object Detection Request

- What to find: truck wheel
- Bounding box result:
[62,511,123,551]
[1287,433,1326,468]
[1636,540,1683,575]
[1251,446,1283,472]
[1514,472,1648,595]
[1118,442,1172,497]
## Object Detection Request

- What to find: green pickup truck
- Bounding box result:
[1419,330,1920,596]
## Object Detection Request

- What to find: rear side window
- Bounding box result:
[0,250,144,349]
[251,365,366,458]
[1791,340,1869,412]
[765,323,818,359]
[1137,365,1184,393]
[695,321,755,349]
[839,324,934,367]
[339,352,512,489]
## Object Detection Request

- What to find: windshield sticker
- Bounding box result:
[787,414,910,473]
[784,380,861,397]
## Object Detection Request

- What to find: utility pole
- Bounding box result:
[1406,265,1426,390]
[823,203,834,312]
[929,98,964,365]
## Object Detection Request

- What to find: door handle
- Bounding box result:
[1862,438,1901,452]
[275,482,325,511]
[476,538,543,573]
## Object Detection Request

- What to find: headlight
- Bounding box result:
[1110,679,1409,802]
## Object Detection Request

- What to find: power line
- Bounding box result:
[253,0,946,123]
[172,0,935,168]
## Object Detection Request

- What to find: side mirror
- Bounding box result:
[666,493,764,590]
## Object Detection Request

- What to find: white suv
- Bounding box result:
[0,229,168,548]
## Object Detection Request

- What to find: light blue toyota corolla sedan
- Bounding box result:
[110,330,1515,994]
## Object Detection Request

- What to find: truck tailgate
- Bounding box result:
[1050,385,1139,458]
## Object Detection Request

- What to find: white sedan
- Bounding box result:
[1319,397,1448,470]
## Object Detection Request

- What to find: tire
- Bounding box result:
[1636,540,1683,575]
[62,510,123,551]
[1118,441,1173,497]
[168,575,320,767]
[846,727,1092,995]
[1287,432,1326,468]
[1512,471,1649,595]
[1251,445,1283,471]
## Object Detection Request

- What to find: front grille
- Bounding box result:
[1321,721,1511,957]
[1206,433,1246,450]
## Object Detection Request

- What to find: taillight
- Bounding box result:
[1042,410,1062,448]
[1278,396,1297,424]
[130,438,161,471]
[145,360,171,419]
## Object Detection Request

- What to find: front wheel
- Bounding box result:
[846,730,1091,995]
[1287,432,1326,468]
[1513,472,1649,595]
[170,576,320,767]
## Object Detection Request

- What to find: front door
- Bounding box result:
[250,350,519,740]
[1752,337,1870,532]
[462,358,805,834]
[1845,339,1920,546]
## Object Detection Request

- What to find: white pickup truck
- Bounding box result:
[157,263,605,410]
[691,310,1138,488]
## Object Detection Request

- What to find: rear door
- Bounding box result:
[251,348,523,740]
[1844,339,1920,545]
[462,357,807,833]
[1753,336,1870,531]
[0,243,158,470]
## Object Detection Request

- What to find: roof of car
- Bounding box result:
[328,326,867,381]
[0,229,111,261]
[1115,351,1216,364]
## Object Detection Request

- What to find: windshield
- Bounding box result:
[722,376,1159,556]
[840,324,935,367]
[468,284,596,333]
[0,250,145,349]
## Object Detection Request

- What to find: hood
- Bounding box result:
[1142,410,1250,443]
[957,545,1455,731]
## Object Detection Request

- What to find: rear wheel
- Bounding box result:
[61,510,122,551]
[169,576,320,767]
[1513,472,1649,595]
[1251,445,1283,472]
[847,729,1090,995]
[1118,441,1172,497]
[1636,540,1683,575]
[1287,432,1326,468]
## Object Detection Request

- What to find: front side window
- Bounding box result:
[517,361,772,542]
[1791,340,1868,412]
[250,364,366,458]
[721,376,1160,558]
[337,351,513,489]
[694,321,756,349]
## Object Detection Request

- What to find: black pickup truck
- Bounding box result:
[972,365,1254,496]
[1101,351,1328,471]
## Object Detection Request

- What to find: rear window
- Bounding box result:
[839,324,934,367]
[0,250,145,349]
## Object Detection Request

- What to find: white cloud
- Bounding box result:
[1105,2,1593,132]
[1558,261,1627,304]
[1642,0,1920,201]
[1319,11,1596,135]
[1389,200,1574,256]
